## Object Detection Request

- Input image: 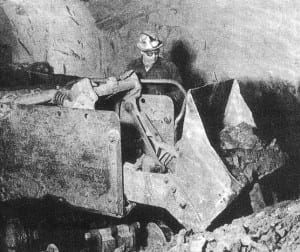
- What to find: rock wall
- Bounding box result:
[1,0,300,89]
[86,0,300,90]
[0,0,107,77]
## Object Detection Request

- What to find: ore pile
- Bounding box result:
[161,199,300,252]
[219,122,286,186]
[192,199,300,252]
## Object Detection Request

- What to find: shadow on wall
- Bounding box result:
[194,79,300,230]
[240,79,300,200]
[240,80,299,156]
[193,78,300,200]
[169,40,207,90]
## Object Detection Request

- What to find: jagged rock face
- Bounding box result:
[219,122,287,185]
[0,0,107,77]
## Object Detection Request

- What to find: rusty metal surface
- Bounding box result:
[145,222,168,251]
[0,104,123,217]
[138,95,174,145]
[173,91,242,230]
[120,95,174,145]
[124,163,202,232]
[85,222,139,252]
[125,91,244,231]
[120,95,174,163]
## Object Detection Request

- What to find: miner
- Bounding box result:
[126,31,183,112]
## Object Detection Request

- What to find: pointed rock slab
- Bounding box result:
[223,80,256,128]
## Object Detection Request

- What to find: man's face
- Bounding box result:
[141,50,159,67]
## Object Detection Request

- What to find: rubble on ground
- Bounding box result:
[165,199,300,252]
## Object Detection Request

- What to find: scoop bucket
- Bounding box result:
[125,83,247,231]
[173,89,243,229]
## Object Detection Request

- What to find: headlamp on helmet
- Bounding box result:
[137,32,163,52]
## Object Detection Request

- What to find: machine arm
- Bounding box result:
[0,71,178,171]
[0,71,141,109]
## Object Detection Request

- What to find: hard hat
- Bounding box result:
[137,32,163,52]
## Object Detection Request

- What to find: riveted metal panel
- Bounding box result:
[0,104,123,217]
[120,94,174,144]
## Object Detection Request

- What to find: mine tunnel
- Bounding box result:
[0,1,300,251]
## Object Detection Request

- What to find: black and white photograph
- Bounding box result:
[0,0,299,251]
